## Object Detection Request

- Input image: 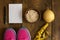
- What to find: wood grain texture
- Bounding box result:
[0,0,59,40]
[23,0,52,40]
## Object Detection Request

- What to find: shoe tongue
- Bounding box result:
[20,38,28,40]
[20,30,29,38]
[11,39,14,40]
[18,29,30,40]
[8,37,15,40]
[9,38,15,40]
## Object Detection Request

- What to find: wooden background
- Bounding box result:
[0,0,60,40]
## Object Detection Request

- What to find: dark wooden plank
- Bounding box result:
[0,0,56,40]
[0,0,22,40]
[52,0,60,40]
[23,0,52,40]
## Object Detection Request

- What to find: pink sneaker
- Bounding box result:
[17,28,31,40]
[4,28,16,40]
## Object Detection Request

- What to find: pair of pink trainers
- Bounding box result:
[4,28,31,40]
